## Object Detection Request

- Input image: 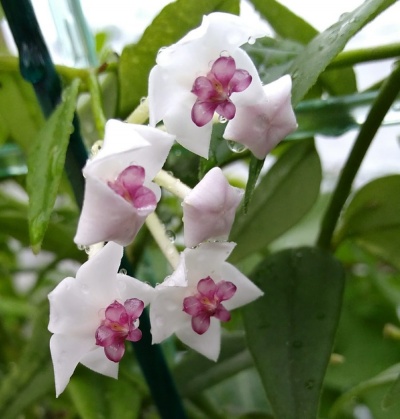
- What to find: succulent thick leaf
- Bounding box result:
[118,0,239,116]
[27,79,80,253]
[231,140,321,262]
[244,247,345,419]
[334,175,400,270]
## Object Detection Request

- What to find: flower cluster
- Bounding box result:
[48,12,297,396]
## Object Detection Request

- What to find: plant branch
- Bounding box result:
[317,61,400,250]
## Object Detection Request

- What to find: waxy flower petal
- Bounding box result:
[48,242,154,396]
[150,242,263,361]
[74,120,174,246]
[224,75,298,159]
[149,12,266,158]
[183,167,243,247]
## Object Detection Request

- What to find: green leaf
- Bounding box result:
[383,372,400,409]
[244,247,345,419]
[174,333,252,397]
[230,140,321,262]
[68,366,142,419]
[27,79,80,253]
[334,175,400,270]
[289,0,397,105]
[118,0,239,116]
[248,0,356,96]
[0,71,44,150]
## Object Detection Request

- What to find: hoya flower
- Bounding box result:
[149,12,266,158]
[183,167,243,247]
[224,75,298,159]
[150,242,263,360]
[74,119,174,246]
[48,242,154,396]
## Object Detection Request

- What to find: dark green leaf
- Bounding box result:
[244,247,345,419]
[289,0,397,105]
[248,0,356,95]
[334,175,400,270]
[230,140,321,262]
[174,333,252,397]
[118,0,239,116]
[27,79,80,253]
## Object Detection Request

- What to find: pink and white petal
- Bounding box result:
[96,119,150,160]
[219,262,263,311]
[183,168,243,247]
[176,317,221,361]
[215,101,236,120]
[192,76,215,99]
[105,301,126,322]
[80,346,118,379]
[125,125,175,179]
[225,75,297,159]
[192,100,219,127]
[211,56,236,87]
[104,341,126,362]
[184,242,236,287]
[50,334,95,397]
[230,69,252,93]
[116,274,155,306]
[150,286,188,344]
[95,325,117,347]
[127,327,142,342]
[214,304,231,322]
[124,298,144,319]
[183,296,203,316]
[197,277,217,298]
[215,281,237,301]
[74,176,148,246]
[163,93,213,159]
[192,313,211,335]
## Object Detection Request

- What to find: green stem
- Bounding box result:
[316,62,400,250]
[328,42,400,69]
[87,70,106,138]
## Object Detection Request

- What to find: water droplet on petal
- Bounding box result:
[219,50,230,58]
[219,115,228,124]
[77,244,85,251]
[140,97,147,104]
[166,230,176,243]
[81,283,89,294]
[227,140,247,153]
[157,46,167,57]
[247,36,256,45]
[119,268,127,275]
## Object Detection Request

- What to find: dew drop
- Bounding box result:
[119,268,127,275]
[219,50,230,58]
[77,244,85,251]
[140,97,147,104]
[157,46,167,57]
[392,102,400,112]
[90,140,103,157]
[166,230,176,243]
[247,36,256,45]
[218,115,228,124]
[227,140,247,153]
[81,283,89,294]
[339,12,350,21]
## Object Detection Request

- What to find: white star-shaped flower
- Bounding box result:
[48,242,154,396]
[74,119,174,246]
[150,242,263,361]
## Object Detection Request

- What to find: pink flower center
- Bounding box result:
[95,298,144,362]
[108,165,157,210]
[182,276,237,335]
[191,56,252,127]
